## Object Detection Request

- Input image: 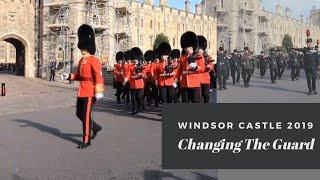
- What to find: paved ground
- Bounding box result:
[219,68,320,103]
[0,73,217,180]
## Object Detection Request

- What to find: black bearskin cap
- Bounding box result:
[307,38,313,43]
[244,47,250,51]
[154,48,160,59]
[158,42,172,56]
[131,47,143,60]
[144,50,155,62]
[270,48,275,52]
[116,51,124,62]
[171,49,181,59]
[180,31,198,50]
[218,47,224,52]
[234,49,238,53]
[124,50,132,61]
[181,49,186,56]
[77,24,96,55]
[197,35,207,50]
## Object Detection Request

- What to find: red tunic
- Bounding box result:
[176,54,205,88]
[125,64,145,89]
[70,55,104,97]
[154,62,176,87]
[113,63,124,83]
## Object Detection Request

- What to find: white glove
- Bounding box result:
[62,73,69,81]
[189,63,198,69]
[173,83,177,88]
[95,93,104,101]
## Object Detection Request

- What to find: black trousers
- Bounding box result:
[174,82,181,103]
[122,82,130,104]
[144,81,152,104]
[277,65,285,79]
[242,69,253,86]
[159,86,174,103]
[115,82,123,103]
[218,70,228,89]
[201,84,210,103]
[231,69,241,84]
[76,97,101,144]
[260,66,267,77]
[181,87,201,103]
[151,83,159,107]
[49,71,55,82]
[131,89,144,112]
[305,68,317,92]
[291,63,299,80]
[270,67,277,83]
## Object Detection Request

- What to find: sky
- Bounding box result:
[151,0,320,20]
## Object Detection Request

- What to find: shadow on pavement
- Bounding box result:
[142,170,217,180]
[12,119,81,145]
[251,84,307,94]
[93,99,162,122]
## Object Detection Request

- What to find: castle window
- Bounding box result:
[173,38,176,46]
[150,20,153,29]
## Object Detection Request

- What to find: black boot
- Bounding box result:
[78,141,91,149]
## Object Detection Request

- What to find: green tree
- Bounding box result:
[153,33,169,50]
[282,34,293,53]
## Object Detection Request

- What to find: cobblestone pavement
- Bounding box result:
[218,69,320,103]
[0,73,217,180]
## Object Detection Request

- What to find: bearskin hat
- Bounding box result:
[158,42,172,56]
[154,48,160,59]
[116,51,124,62]
[180,31,198,50]
[218,47,224,52]
[171,49,181,59]
[269,47,275,52]
[144,50,155,62]
[181,49,186,56]
[77,24,96,55]
[131,47,143,60]
[124,50,132,61]
[244,47,250,51]
[197,35,207,50]
[307,38,313,43]
[234,49,238,53]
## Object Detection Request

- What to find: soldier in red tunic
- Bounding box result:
[154,42,175,103]
[198,36,214,103]
[114,52,125,104]
[143,50,155,105]
[170,49,181,103]
[124,47,145,115]
[176,31,205,103]
[122,50,132,105]
[67,24,104,149]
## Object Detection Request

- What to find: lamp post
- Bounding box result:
[69,33,76,84]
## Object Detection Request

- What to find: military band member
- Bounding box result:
[217,47,229,90]
[289,50,300,81]
[176,31,205,103]
[197,36,214,103]
[241,47,254,88]
[151,49,160,107]
[171,49,181,103]
[276,49,286,79]
[114,52,125,104]
[67,24,104,149]
[154,42,175,103]
[268,48,278,84]
[122,50,132,105]
[258,51,268,78]
[293,38,320,95]
[230,49,241,84]
[143,50,155,105]
[124,47,145,114]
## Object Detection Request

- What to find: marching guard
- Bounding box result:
[258,51,268,78]
[154,42,175,103]
[268,48,278,84]
[170,49,181,103]
[67,24,103,149]
[230,49,241,84]
[114,52,125,104]
[217,47,229,90]
[198,35,214,103]
[176,31,205,103]
[241,47,254,88]
[122,50,132,105]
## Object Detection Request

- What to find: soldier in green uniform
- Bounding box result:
[217,47,229,90]
[229,49,241,84]
[258,51,268,78]
[268,48,278,84]
[293,38,320,95]
[241,47,254,88]
[276,49,286,79]
[289,50,300,81]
